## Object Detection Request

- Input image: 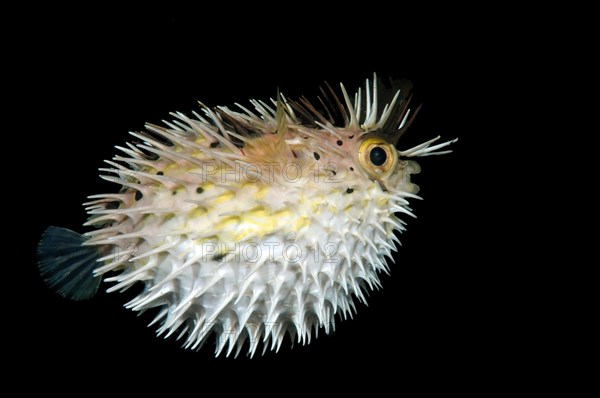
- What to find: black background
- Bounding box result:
[13,6,502,389]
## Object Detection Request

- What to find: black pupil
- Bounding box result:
[369,146,387,166]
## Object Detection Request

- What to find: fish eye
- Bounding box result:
[369,147,387,166]
[357,136,397,179]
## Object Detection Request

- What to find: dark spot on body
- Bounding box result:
[213,253,225,262]
[135,191,143,201]
[336,140,343,146]
[314,152,320,160]
[291,149,297,158]
[196,187,204,194]
[330,170,336,176]
[210,141,220,148]
[172,191,177,195]
[157,171,164,176]
[304,136,309,139]
[346,188,354,194]
[350,167,354,171]
[348,135,354,139]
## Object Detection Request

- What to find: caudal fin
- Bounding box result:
[37,226,101,301]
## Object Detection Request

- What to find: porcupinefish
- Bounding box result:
[38,75,456,357]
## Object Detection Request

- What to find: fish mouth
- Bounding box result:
[381,159,421,194]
